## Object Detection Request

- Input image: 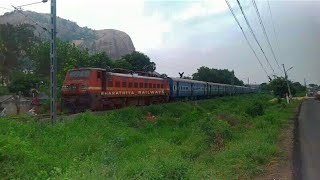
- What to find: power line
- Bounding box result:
[252,0,282,72]
[225,0,270,80]
[12,6,49,33]
[16,0,48,8]
[236,0,276,76]
[267,0,281,61]
[0,6,12,11]
[11,6,49,39]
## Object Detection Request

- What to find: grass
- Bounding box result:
[0,94,299,179]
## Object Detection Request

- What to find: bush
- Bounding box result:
[245,102,264,117]
[0,86,9,96]
[200,117,232,149]
[38,99,50,114]
[8,73,42,96]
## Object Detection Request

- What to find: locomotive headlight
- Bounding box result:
[62,85,69,91]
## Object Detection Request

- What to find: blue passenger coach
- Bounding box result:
[168,77,257,100]
[168,77,208,99]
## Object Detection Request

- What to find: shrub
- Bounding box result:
[8,73,42,96]
[0,86,9,96]
[200,117,232,149]
[245,102,264,117]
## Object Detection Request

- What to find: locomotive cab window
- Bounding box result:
[69,70,91,79]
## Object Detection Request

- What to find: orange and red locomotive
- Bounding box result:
[62,68,170,112]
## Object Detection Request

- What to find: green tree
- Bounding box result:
[309,84,318,88]
[268,77,296,97]
[0,23,38,84]
[90,52,113,69]
[29,40,115,87]
[192,66,244,85]
[8,72,41,96]
[260,83,268,92]
[113,59,133,70]
[122,51,156,72]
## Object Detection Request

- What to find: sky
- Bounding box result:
[1,0,319,84]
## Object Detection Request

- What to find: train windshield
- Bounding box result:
[68,70,91,79]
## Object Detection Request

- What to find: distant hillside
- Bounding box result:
[0,11,135,59]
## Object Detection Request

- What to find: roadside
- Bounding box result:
[256,101,302,180]
[299,98,320,179]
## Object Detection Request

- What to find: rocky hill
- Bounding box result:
[0,11,135,59]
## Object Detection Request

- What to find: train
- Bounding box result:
[61,67,258,112]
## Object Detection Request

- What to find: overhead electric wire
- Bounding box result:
[235,0,276,76]
[252,0,281,72]
[225,0,270,80]
[11,5,49,34]
[0,6,12,11]
[16,1,46,8]
[267,0,281,60]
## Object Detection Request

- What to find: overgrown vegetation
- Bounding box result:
[262,77,307,98]
[0,94,299,179]
[0,86,9,96]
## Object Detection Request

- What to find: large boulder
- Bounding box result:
[73,29,135,60]
[0,11,135,60]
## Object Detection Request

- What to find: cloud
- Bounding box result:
[175,0,228,21]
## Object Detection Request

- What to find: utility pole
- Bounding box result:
[247,77,250,86]
[282,64,292,103]
[304,78,307,97]
[50,0,57,123]
[231,70,235,95]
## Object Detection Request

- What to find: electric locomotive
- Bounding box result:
[62,68,170,112]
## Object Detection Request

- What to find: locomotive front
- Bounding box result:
[61,68,98,112]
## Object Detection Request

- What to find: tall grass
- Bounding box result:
[0,94,299,179]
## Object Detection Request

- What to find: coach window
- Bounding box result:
[161,84,163,88]
[128,82,133,88]
[115,81,120,87]
[134,82,138,88]
[144,83,148,88]
[149,83,152,88]
[139,83,143,88]
[157,84,160,88]
[122,82,127,87]
[153,84,156,88]
[97,72,101,79]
